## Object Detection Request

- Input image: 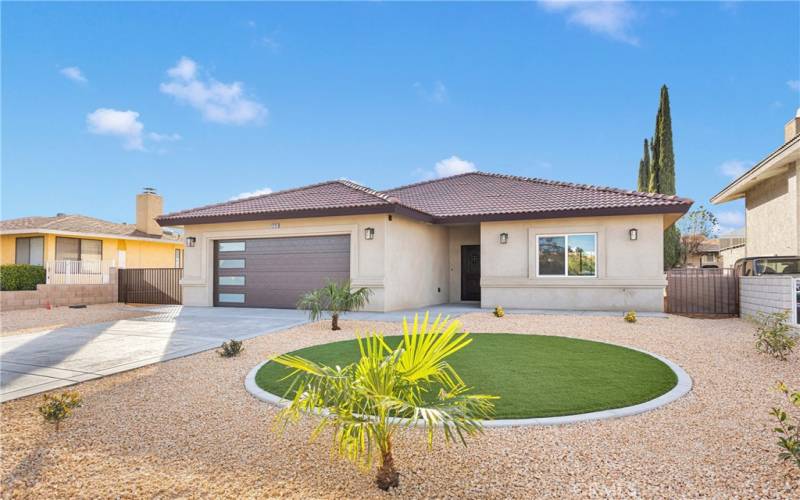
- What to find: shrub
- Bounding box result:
[624,311,637,323]
[38,390,82,431]
[770,382,800,469]
[218,339,244,358]
[273,313,496,490]
[493,306,505,318]
[0,264,46,291]
[754,310,797,360]
[297,280,372,331]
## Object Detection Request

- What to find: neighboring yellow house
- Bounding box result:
[0,190,184,272]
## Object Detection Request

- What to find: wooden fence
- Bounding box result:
[665,268,738,316]
[118,268,183,305]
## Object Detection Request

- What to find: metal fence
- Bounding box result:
[666,268,739,316]
[118,268,183,305]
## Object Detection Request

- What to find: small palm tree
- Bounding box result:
[297,280,372,330]
[272,313,497,490]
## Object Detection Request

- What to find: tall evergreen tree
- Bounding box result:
[637,138,650,192]
[637,85,682,269]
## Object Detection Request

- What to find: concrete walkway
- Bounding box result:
[0,306,309,402]
[0,303,665,402]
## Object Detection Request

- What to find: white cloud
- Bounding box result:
[719,159,750,179]
[260,36,280,52]
[160,57,268,125]
[416,155,477,180]
[86,108,144,150]
[539,0,639,45]
[716,210,744,228]
[413,81,448,103]
[148,132,182,142]
[230,187,273,200]
[787,80,800,92]
[60,66,87,84]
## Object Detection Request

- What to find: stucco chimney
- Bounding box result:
[136,188,163,236]
[785,108,800,143]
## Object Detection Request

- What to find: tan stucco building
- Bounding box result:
[159,173,692,312]
[711,113,800,257]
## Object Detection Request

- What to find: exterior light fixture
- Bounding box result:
[271,223,280,229]
[629,228,638,241]
[500,232,509,244]
[365,227,375,240]
[186,236,196,247]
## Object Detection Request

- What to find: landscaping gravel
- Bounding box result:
[1,312,798,498]
[0,304,152,336]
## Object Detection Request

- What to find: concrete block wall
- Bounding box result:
[739,275,795,321]
[1,269,118,311]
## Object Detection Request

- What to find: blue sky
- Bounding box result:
[2,1,799,233]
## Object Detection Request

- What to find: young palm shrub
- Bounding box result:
[272,313,497,490]
[296,280,372,330]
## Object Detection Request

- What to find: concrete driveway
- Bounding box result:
[0,306,310,402]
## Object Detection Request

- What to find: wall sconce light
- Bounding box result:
[629,228,638,241]
[186,236,196,247]
[364,227,375,240]
[271,223,280,229]
[499,232,509,245]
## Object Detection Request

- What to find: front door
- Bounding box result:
[460,245,481,301]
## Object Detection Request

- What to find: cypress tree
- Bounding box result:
[637,138,650,192]
[655,85,676,196]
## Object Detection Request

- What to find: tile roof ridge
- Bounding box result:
[472,171,693,204]
[159,179,351,220]
[384,171,481,193]
[334,179,394,203]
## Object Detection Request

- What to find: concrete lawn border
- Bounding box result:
[244,338,693,428]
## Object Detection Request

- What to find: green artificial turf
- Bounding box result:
[255,334,678,419]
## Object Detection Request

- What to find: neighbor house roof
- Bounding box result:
[711,133,800,204]
[697,239,720,253]
[157,172,693,226]
[0,214,182,243]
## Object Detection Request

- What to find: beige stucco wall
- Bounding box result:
[745,162,798,257]
[719,245,745,268]
[479,214,667,311]
[447,225,481,303]
[383,215,449,311]
[181,214,390,311]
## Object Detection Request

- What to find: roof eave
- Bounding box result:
[156,203,435,227]
[711,135,800,205]
[430,203,692,224]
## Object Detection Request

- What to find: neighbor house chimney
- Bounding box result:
[136,187,163,236]
[785,108,800,143]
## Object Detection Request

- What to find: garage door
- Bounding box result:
[214,235,351,308]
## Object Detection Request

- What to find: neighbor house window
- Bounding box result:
[537,233,597,277]
[55,237,102,261]
[15,237,44,266]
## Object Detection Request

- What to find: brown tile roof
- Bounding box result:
[157,172,693,225]
[0,214,181,241]
[386,172,693,222]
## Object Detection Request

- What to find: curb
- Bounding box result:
[245,341,692,428]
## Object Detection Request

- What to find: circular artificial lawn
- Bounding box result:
[255,334,678,419]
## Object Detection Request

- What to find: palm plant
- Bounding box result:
[272,313,497,490]
[297,280,372,330]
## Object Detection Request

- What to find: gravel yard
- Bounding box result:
[0,304,152,336]
[1,312,798,498]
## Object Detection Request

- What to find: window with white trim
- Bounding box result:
[537,233,597,277]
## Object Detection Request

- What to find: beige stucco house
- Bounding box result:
[711,112,800,257]
[157,172,692,312]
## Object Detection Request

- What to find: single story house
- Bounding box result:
[711,111,800,257]
[157,172,691,312]
[718,229,746,268]
[683,237,721,268]
[1,190,184,274]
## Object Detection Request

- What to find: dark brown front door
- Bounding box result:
[460,245,481,301]
[214,235,350,308]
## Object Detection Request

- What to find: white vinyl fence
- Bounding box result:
[45,260,115,285]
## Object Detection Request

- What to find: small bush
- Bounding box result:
[38,390,82,431]
[754,310,797,360]
[218,339,244,358]
[624,311,637,323]
[493,306,505,318]
[770,382,800,469]
[0,264,46,291]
